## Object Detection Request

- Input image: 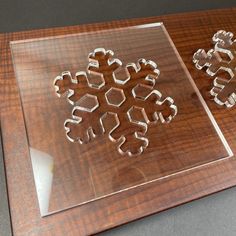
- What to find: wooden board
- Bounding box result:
[1,8,236,235]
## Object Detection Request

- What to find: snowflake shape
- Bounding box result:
[193,30,236,107]
[54,48,177,156]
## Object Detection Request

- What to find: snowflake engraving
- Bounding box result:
[54,48,177,156]
[193,30,236,107]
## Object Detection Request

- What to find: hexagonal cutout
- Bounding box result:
[127,106,148,124]
[86,71,105,89]
[105,87,126,107]
[76,94,99,112]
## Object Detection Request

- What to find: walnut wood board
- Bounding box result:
[1,8,236,236]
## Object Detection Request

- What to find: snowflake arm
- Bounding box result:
[213,30,236,57]
[193,30,236,107]
[54,71,87,105]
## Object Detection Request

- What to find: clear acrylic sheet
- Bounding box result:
[11,23,232,216]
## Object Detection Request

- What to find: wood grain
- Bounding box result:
[1,8,236,236]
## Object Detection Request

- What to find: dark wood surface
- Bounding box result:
[1,8,236,235]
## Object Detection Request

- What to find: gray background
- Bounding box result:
[0,126,12,236]
[1,1,236,235]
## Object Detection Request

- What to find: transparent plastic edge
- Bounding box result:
[9,22,164,45]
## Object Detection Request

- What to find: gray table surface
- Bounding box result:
[1,1,236,235]
[0,125,12,236]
